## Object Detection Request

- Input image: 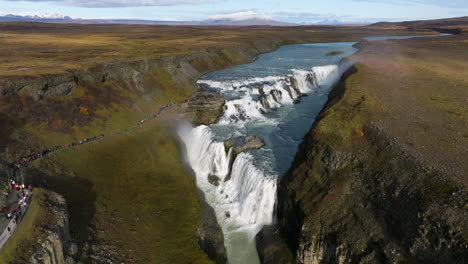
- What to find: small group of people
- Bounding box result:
[138,102,178,126]
[2,181,33,236]
[72,134,105,147]
[9,180,32,192]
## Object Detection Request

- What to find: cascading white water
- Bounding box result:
[178,124,277,263]
[177,125,277,231]
[178,56,353,264]
[207,64,345,124]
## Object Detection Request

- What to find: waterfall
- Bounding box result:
[178,124,277,262]
[178,55,354,263]
[178,125,276,231]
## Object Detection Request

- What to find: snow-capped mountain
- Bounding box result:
[34,13,69,19]
[201,11,295,26]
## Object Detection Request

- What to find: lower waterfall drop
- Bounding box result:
[178,124,277,263]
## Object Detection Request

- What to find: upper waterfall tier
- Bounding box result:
[198,59,352,124]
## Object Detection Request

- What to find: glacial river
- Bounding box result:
[177,34,445,264]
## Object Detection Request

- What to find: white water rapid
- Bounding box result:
[201,63,346,124]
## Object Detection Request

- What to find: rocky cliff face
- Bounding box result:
[28,190,76,264]
[197,190,228,264]
[274,68,467,264]
[0,41,281,101]
[170,91,225,125]
[224,135,265,155]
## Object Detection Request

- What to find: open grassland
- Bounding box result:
[28,120,213,264]
[318,33,468,183]
[309,34,468,205]
[0,22,435,76]
[353,34,468,183]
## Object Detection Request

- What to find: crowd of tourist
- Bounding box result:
[1,179,33,238]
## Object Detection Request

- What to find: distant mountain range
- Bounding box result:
[7,13,464,27]
[0,14,186,25]
[0,12,295,26]
[0,14,74,22]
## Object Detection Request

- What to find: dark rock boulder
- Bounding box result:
[288,77,304,97]
[197,191,227,264]
[256,225,293,264]
[208,174,221,186]
[223,135,265,155]
[306,74,317,88]
[270,90,282,103]
[172,91,225,125]
[257,85,265,95]
[259,96,271,110]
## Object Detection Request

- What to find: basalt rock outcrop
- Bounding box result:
[0,41,282,101]
[197,190,228,264]
[172,92,225,125]
[256,225,293,264]
[224,135,265,155]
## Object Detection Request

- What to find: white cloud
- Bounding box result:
[2,0,207,7]
[207,11,272,21]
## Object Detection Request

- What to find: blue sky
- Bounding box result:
[0,0,467,23]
